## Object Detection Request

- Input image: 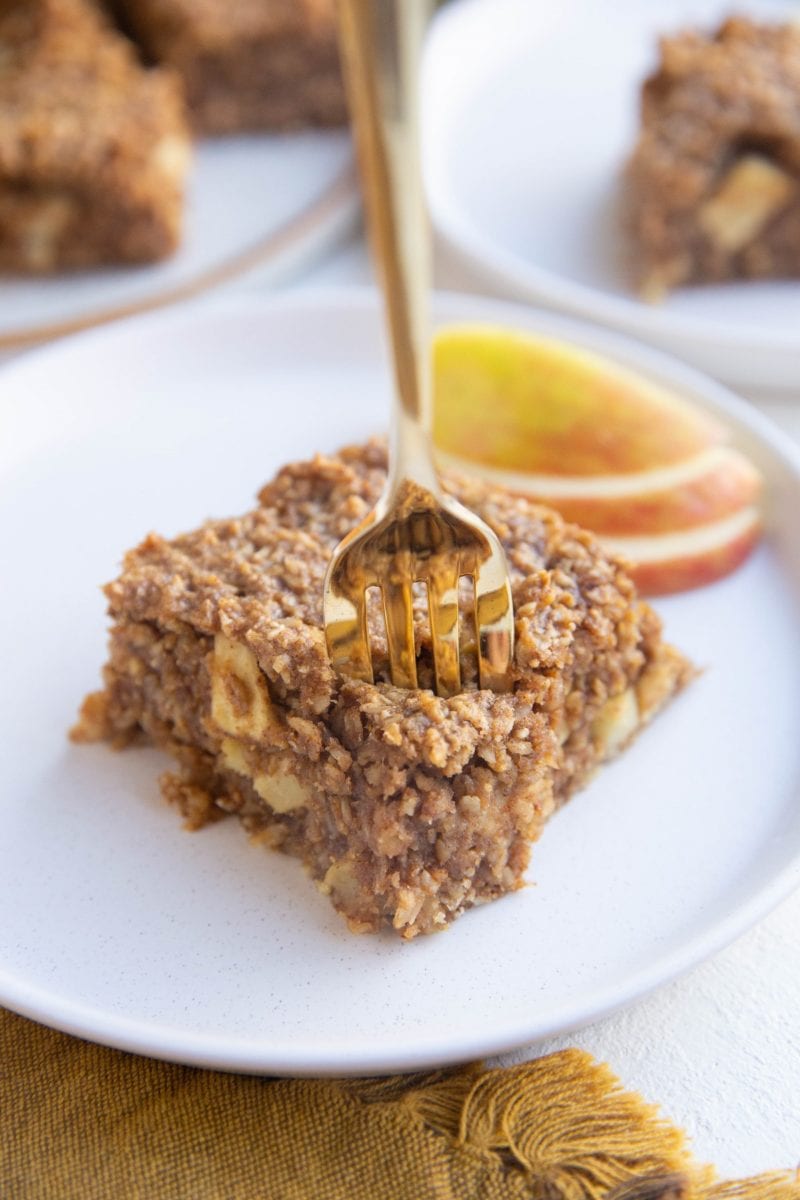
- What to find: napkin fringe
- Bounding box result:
[5,1005,799,1200]
[397,1049,703,1198]
[347,1049,800,1200]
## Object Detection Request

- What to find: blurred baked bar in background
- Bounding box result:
[624,17,800,300]
[115,0,348,134]
[0,0,190,273]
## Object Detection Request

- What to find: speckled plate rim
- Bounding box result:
[0,287,799,1076]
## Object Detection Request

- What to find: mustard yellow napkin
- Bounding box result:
[1,1007,797,1200]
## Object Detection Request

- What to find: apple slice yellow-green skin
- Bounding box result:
[432,324,762,595]
[433,325,725,476]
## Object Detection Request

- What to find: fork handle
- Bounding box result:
[337,0,439,495]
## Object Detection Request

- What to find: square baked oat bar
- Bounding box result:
[73,442,692,938]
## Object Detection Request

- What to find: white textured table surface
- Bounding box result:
[293,234,800,1178]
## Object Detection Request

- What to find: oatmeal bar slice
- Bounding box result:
[115,0,347,134]
[624,17,800,299]
[0,0,190,273]
[73,442,692,939]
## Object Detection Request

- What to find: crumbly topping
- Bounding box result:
[107,439,654,714]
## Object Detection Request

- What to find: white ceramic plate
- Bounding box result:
[423,0,800,391]
[0,133,358,351]
[1,289,799,1075]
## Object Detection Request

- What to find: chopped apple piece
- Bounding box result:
[220,737,309,813]
[210,634,279,741]
[699,154,794,254]
[592,688,639,758]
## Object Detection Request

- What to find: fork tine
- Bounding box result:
[323,573,373,685]
[474,563,515,693]
[427,564,461,698]
[382,578,418,690]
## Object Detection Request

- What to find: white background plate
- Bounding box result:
[0,133,357,350]
[423,0,800,390]
[1,289,799,1075]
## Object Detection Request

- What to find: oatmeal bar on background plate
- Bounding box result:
[116,0,347,134]
[0,0,190,273]
[625,17,800,298]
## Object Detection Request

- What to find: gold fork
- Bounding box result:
[324,0,514,697]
